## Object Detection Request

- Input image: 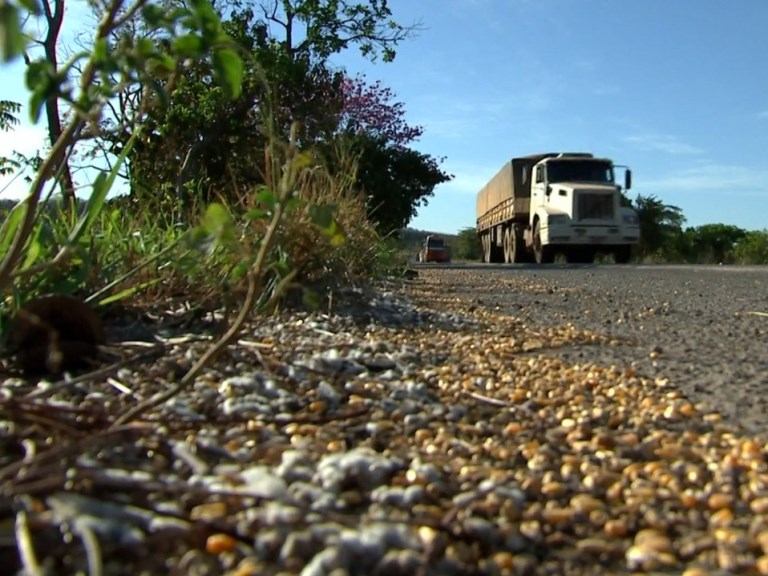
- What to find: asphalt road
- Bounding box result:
[418,264,768,437]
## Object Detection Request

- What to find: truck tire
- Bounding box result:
[512,224,527,263]
[503,228,513,263]
[481,233,491,263]
[533,220,554,264]
[504,226,526,263]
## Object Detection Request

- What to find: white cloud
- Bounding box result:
[624,133,703,156]
[641,164,768,196]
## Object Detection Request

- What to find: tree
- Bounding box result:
[254,0,420,62]
[90,6,342,213]
[351,133,451,233]
[455,227,481,260]
[330,74,451,232]
[23,0,77,210]
[633,194,686,261]
[99,2,419,214]
[337,74,422,144]
[732,230,768,264]
[683,223,747,264]
[0,101,22,177]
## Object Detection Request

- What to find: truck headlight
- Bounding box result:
[548,214,568,226]
[622,213,639,225]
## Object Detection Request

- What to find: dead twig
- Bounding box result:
[25,346,167,400]
[77,522,103,576]
[15,509,43,576]
[0,425,147,490]
[463,390,512,407]
[110,269,261,427]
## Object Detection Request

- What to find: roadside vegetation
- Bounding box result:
[0,0,452,345]
[0,0,761,345]
[452,198,768,264]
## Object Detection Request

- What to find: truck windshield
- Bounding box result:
[426,237,445,248]
[546,161,614,184]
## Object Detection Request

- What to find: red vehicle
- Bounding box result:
[418,235,451,263]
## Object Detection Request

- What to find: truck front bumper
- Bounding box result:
[544,224,639,246]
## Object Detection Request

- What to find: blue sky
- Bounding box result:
[2,1,767,235]
[333,0,768,234]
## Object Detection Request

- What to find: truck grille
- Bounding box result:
[577,194,614,221]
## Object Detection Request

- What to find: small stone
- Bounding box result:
[372,549,421,576]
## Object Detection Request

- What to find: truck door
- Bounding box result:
[531,164,547,209]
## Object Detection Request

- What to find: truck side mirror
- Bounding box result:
[625,170,632,191]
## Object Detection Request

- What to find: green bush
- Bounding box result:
[733,230,768,264]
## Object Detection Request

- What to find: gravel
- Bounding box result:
[3,268,768,575]
[439,264,768,436]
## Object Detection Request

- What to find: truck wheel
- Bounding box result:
[503,228,513,263]
[505,226,525,263]
[481,234,491,263]
[533,221,554,264]
[512,224,527,263]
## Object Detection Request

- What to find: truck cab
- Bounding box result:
[526,154,639,263]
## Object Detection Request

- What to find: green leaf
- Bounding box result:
[308,204,335,229]
[253,186,276,212]
[228,261,250,283]
[291,151,315,172]
[148,53,176,76]
[0,200,25,259]
[189,0,222,43]
[25,60,55,122]
[19,224,42,270]
[141,4,166,28]
[283,197,302,215]
[212,48,242,99]
[0,2,25,63]
[244,208,268,221]
[97,279,162,306]
[309,204,345,247]
[135,37,155,59]
[202,202,236,247]
[18,0,41,14]
[172,34,203,57]
[92,38,109,65]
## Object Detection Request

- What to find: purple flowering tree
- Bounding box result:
[332,74,451,233]
[338,74,423,146]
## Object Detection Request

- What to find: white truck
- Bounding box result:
[476,153,640,264]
